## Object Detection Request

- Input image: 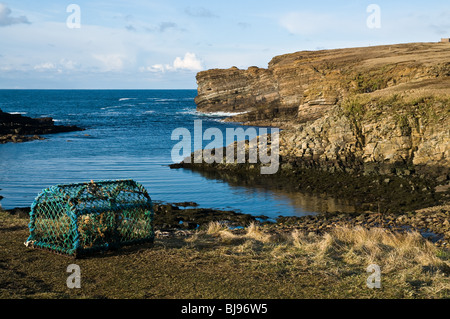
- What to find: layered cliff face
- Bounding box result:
[194,43,450,178]
[279,91,450,177]
[196,43,450,125]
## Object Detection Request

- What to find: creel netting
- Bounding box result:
[26,180,154,256]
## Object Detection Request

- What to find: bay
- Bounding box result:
[0,89,355,218]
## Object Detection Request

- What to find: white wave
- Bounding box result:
[154,98,179,102]
[8,111,27,115]
[203,111,249,117]
[146,97,193,102]
[179,108,249,117]
[178,108,198,116]
[206,118,227,123]
[98,111,125,116]
[119,98,136,101]
[101,105,121,110]
[142,110,155,114]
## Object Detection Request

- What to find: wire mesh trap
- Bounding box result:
[24,180,154,257]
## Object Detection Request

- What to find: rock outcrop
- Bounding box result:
[0,109,84,144]
[279,97,449,178]
[194,42,450,178]
[196,43,450,127]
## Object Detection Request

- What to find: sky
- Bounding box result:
[0,0,449,89]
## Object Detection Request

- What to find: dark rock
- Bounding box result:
[180,221,198,230]
[0,109,84,144]
[173,202,199,207]
[5,207,31,219]
[151,202,259,231]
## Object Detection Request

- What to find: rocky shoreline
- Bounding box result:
[170,144,449,215]
[153,203,450,248]
[0,109,84,144]
[272,205,450,247]
[1,202,262,232]
[192,42,450,185]
[3,202,450,247]
[171,42,450,223]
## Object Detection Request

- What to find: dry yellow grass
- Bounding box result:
[368,78,450,99]
[188,221,450,298]
[201,221,448,267]
[290,226,447,272]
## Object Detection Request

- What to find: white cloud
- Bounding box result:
[33,62,56,71]
[92,54,125,72]
[172,52,203,71]
[32,59,80,73]
[59,58,77,70]
[141,52,203,73]
[0,3,30,27]
[140,64,165,73]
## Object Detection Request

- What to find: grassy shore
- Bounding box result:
[1,207,450,299]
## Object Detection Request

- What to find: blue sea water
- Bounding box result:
[0,90,354,218]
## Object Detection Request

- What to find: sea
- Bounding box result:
[0,90,355,218]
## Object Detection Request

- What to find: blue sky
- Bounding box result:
[0,0,449,89]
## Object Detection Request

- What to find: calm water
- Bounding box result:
[0,90,355,218]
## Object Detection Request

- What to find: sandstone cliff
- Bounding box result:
[196,42,450,126]
[194,42,450,178]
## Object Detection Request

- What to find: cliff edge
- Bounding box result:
[194,42,450,179]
